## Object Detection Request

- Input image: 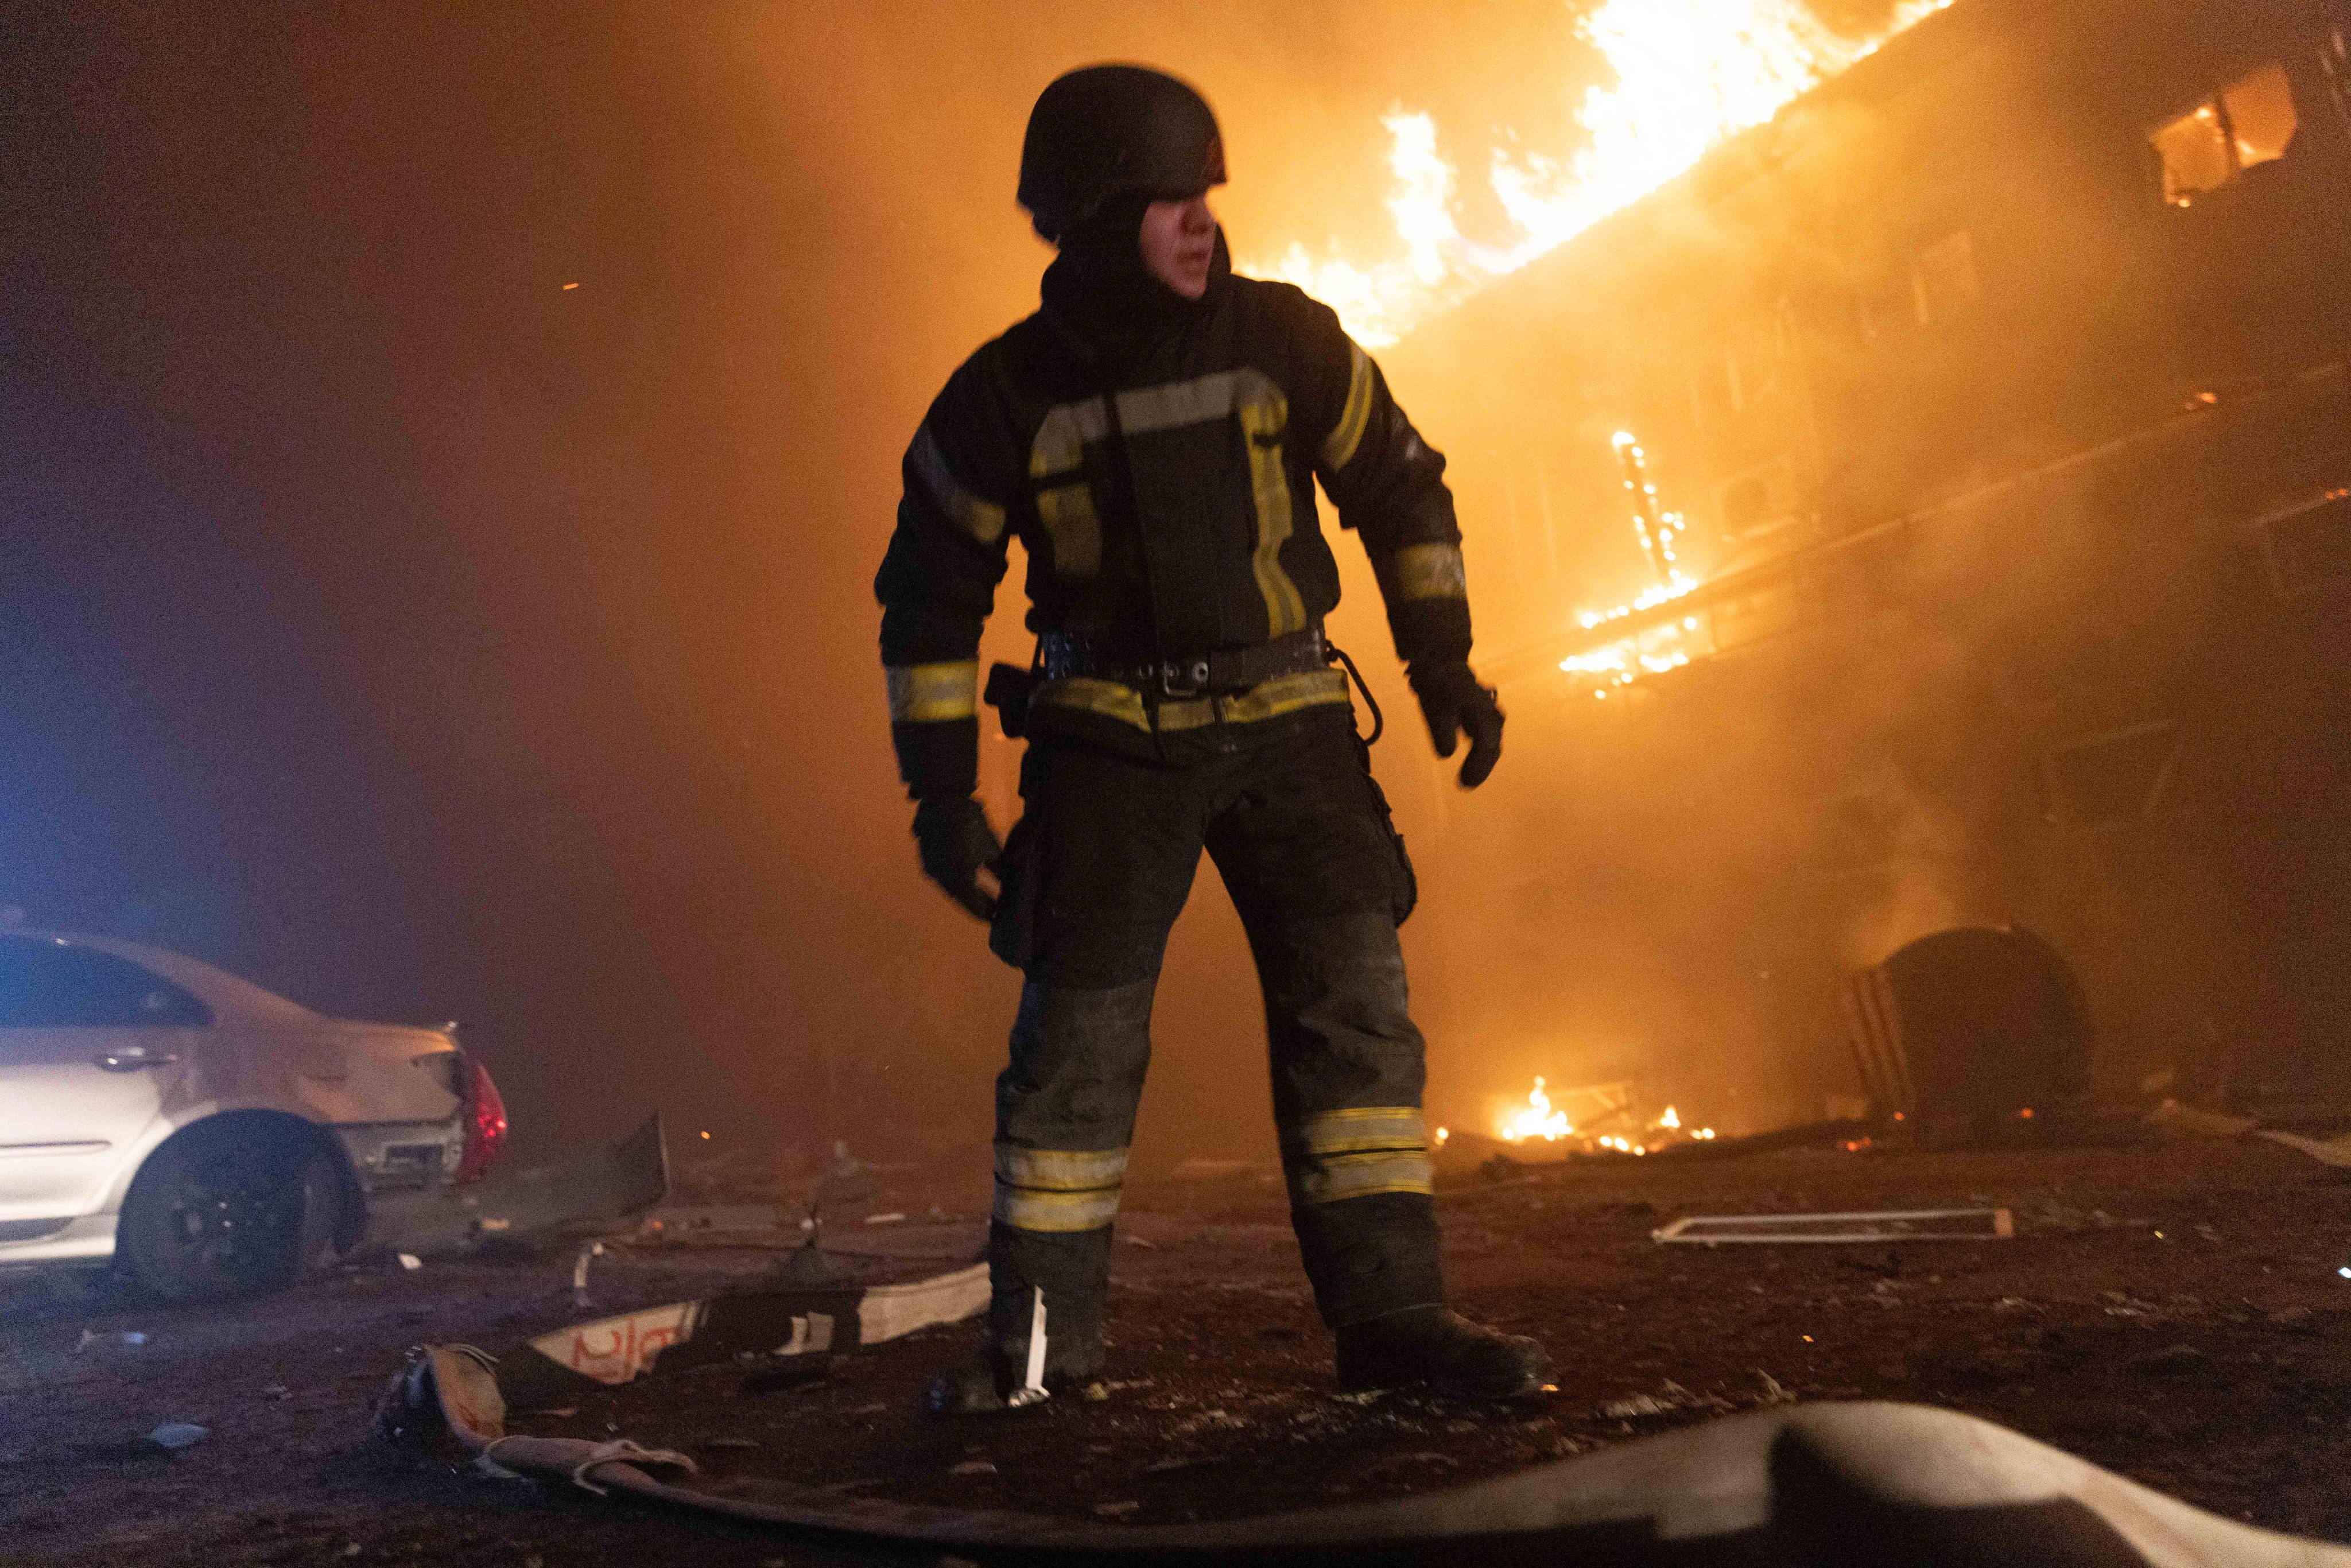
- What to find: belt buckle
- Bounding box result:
[1158,658,1210,698]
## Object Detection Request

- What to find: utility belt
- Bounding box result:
[1038,626,1330,696]
[987,626,1332,740]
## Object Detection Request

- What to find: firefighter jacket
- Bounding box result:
[876,239,1474,796]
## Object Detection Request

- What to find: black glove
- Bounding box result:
[912,796,1003,921]
[1409,660,1504,789]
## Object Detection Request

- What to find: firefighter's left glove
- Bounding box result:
[913,796,1003,921]
[1409,659,1504,789]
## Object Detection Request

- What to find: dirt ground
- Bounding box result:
[5,1131,2349,1566]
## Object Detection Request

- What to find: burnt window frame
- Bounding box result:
[2146,59,2305,208]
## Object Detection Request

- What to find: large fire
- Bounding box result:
[1253,0,1954,347]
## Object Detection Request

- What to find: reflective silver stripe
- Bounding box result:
[992,1185,1124,1232]
[1116,371,1242,434]
[995,1146,1129,1191]
[1287,1150,1434,1205]
[1322,343,1374,471]
[1286,1105,1427,1155]
[1038,370,1291,460]
[1379,542,1468,603]
[1035,482,1101,577]
[884,661,978,723]
[909,424,1007,545]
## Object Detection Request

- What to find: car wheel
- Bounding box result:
[118,1124,344,1303]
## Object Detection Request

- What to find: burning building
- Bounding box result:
[1378,0,2351,1121]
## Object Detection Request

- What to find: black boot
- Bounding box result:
[1334,1306,1553,1400]
[922,1333,1105,1417]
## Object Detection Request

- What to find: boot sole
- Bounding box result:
[1338,1370,1551,1401]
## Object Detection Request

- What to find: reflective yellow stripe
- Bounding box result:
[1289,1151,1434,1204]
[1154,696,1221,732]
[993,1186,1124,1231]
[1379,542,1468,603]
[909,424,1007,545]
[1030,669,1349,733]
[1237,379,1309,638]
[884,661,979,723]
[994,1143,1127,1232]
[1033,677,1150,729]
[1217,668,1349,724]
[1286,1105,1427,1155]
[1030,399,1106,480]
[996,1146,1129,1191]
[1285,1106,1432,1205]
[1035,482,1102,577]
[1322,343,1374,471]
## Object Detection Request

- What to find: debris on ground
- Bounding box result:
[13,1134,2351,1563]
[362,1114,670,1260]
[146,1423,208,1451]
[488,1263,987,1407]
[2257,1129,2351,1169]
[1652,1207,2014,1243]
[2144,1100,2260,1139]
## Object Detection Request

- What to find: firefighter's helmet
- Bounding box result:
[1018,65,1225,243]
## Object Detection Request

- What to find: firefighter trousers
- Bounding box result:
[980,708,1441,1379]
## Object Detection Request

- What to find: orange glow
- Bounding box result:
[1251,0,1956,345]
[1500,1076,1574,1142]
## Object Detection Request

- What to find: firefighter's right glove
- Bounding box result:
[912,796,1003,921]
[1409,659,1504,789]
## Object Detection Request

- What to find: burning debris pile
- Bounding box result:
[1448,1076,1719,1159]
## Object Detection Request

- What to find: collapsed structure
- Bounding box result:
[1385,0,2351,1122]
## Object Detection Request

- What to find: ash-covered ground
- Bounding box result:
[5,1134,2349,1565]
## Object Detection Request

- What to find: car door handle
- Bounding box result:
[95,1047,181,1072]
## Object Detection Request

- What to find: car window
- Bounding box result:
[0,938,213,1028]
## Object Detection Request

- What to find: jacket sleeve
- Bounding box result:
[874,362,1018,800]
[1301,301,1473,671]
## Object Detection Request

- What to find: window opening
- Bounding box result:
[2151,62,2299,206]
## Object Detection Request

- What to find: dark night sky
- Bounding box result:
[1,2,1626,1165]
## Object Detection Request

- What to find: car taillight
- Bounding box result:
[453,1053,509,1184]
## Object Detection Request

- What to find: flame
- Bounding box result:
[1252,0,1953,346]
[1501,1076,1574,1142]
[1658,1105,1681,1130]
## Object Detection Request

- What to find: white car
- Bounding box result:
[0,929,508,1301]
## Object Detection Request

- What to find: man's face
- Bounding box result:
[1138,195,1216,299]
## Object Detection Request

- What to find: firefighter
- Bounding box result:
[876,64,1550,1413]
